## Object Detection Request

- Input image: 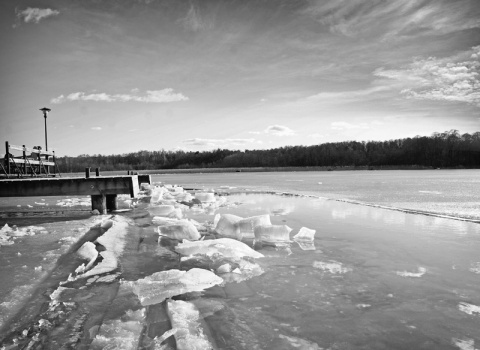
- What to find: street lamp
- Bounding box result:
[39,107,51,151]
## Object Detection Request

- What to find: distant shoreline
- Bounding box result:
[64,164,448,176]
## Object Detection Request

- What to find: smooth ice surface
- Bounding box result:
[125,268,223,306]
[166,300,213,350]
[175,238,264,259]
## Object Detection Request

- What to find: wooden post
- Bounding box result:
[106,194,117,211]
[85,167,91,178]
[5,141,10,175]
[95,167,100,176]
[22,145,27,175]
[91,194,106,214]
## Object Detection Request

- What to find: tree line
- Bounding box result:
[57,130,480,173]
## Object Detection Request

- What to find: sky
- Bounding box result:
[0,0,479,157]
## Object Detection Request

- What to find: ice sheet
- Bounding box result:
[175,238,264,259]
[125,268,223,306]
[166,300,214,350]
[91,309,145,350]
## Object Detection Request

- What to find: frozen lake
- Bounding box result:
[0,170,479,349]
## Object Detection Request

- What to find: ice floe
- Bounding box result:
[195,192,216,203]
[458,302,480,316]
[279,334,322,350]
[214,213,243,239]
[157,220,201,241]
[72,217,130,279]
[124,268,223,306]
[469,262,480,274]
[452,338,478,350]
[396,267,427,278]
[313,260,351,274]
[90,309,145,350]
[254,224,292,244]
[0,224,49,245]
[166,300,214,349]
[175,238,264,259]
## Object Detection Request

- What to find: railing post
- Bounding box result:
[95,167,100,176]
[85,167,91,178]
[5,141,10,175]
[22,145,27,176]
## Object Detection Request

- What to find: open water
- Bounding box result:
[0,170,479,349]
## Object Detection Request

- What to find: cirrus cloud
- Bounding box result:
[375,46,480,107]
[51,89,189,104]
[15,7,60,26]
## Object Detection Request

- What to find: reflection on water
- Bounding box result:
[0,189,480,349]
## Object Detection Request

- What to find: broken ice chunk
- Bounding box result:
[254,224,292,243]
[148,204,175,216]
[214,214,243,239]
[194,192,216,203]
[77,241,99,271]
[293,227,316,241]
[396,267,426,278]
[313,260,351,274]
[166,300,214,350]
[125,268,223,306]
[175,238,264,259]
[458,302,480,316]
[157,220,201,240]
[235,214,271,239]
[90,309,145,350]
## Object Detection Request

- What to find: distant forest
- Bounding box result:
[57,130,480,172]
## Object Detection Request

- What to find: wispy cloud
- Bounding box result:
[307,86,391,102]
[179,4,213,32]
[331,122,369,130]
[375,46,480,107]
[303,0,480,40]
[15,7,60,27]
[91,127,102,131]
[51,89,189,104]
[183,138,255,147]
[264,125,295,136]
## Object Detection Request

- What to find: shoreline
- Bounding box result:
[61,165,453,176]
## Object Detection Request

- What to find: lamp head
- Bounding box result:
[40,107,51,116]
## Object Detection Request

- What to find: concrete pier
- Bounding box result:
[0,175,151,213]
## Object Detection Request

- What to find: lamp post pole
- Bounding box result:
[40,107,51,151]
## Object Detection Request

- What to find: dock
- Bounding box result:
[0,174,151,213]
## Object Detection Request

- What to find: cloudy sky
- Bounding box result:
[1,0,479,156]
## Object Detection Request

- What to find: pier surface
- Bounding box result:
[0,175,151,213]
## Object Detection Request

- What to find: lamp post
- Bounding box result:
[39,107,51,151]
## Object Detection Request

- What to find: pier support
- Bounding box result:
[91,194,107,214]
[91,194,118,214]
